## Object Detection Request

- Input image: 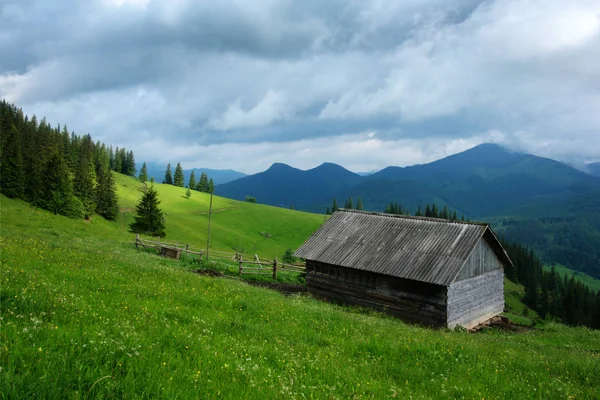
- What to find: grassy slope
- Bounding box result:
[543,264,600,292]
[1,197,599,399]
[115,174,324,259]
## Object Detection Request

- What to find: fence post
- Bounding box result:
[135,234,140,249]
[199,250,203,263]
[239,255,243,276]
[273,257,278,280]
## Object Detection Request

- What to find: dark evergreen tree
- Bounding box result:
[185,188,191,199]
[125,150,136,176]
[130,185,166,237]
[0,125,25,199]
[424,204,432,217]
[73,136,96,219]
[138,162,148,183]
[431,204,439,218]
[164,163,173,185]
[188,170,196,190]
[114,147,122,173]
[95,164,119,221]
[208,178,215,194]
[197,172,209,192]
[325,207,330,215]
[415,205,422,217]
[332,197,339,213]
[174,162,184,187]
[41,152,76,216]
[356,198,363,210]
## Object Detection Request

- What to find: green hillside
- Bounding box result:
[543,265,600,292]
[1,196,599,399]
[114,174,324,259]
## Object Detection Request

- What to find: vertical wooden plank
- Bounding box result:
[273,257,278,280]
[239,255,243,276]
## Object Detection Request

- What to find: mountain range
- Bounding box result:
[216,144,600,218]
[216,144,600,278]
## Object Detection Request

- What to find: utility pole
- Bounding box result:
[206,191,213,262]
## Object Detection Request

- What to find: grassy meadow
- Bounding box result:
[543,264,600,293]
[114,174,324,259]
[1,188,600,398]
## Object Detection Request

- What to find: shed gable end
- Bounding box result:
[454,235,503,282]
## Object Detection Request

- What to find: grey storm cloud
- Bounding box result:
[1,0,599,173]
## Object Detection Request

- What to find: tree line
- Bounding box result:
[157,163,215,194]
[325,196,364,215]
[0,100,132,221]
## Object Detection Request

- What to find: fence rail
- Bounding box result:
[133,235,305,279]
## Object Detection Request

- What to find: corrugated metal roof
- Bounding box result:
[295,209,511,286]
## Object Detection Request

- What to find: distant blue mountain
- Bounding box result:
[588,162,600,177]
[144,162,246,185]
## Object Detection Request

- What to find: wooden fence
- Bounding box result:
[133,235,306,278]
[134,234,204,262]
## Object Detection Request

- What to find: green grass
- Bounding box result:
[543,264,600,292]
[115,174,325,260]
[503,279,538,326]
[1,196,599,399]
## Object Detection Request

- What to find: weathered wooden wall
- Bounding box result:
[455,238,503,282]
[306,261,447,326]
[446,268,504,329]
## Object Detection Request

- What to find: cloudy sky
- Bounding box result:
[1,0,599,173]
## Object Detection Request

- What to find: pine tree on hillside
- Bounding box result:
[208,178,215,194]
[138,162,148,183]
[95,164,119,221]
[356,198,363,210]
[174,163,184,187]
[0,125,25,199]
[197,172,208,192]
[164,163,173,185]
[424,204,431,217]
[130,185,166,237]
[346,197,353,209]
[188,170,196,190]
[41,152,76,216]
[73,139,97,219]
[113,147,122,173]
[332,197,339,213]
[415,205,422,216]
[126,151,136,176]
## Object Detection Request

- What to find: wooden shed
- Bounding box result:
[294,210,513,329]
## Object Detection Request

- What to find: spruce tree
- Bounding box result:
[424,204,431,217]
[0,125,25,199]
[431,204,439,218]
[415,205,422,216]
[126,150,136,176]
[73,142,97,219]
[325,207,330,215]
[138,162,148,183]
[114,147,122,173]
[174,162,184,187]
[356,198,363,210]
[164,163,173,185]
[41,152,75,216]
[188,170,196,189]
[130,185,166,237]
[198,172,208,192]
[95,164,119,221]
[208,178,215,194]
[332,197,339,213]
[186,188,191,199]
[347,197,353,209]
